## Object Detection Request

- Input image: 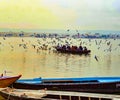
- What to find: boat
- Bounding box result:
[10,77,120,94]
[0,74,21,88]
[55,46,91,55]
[0,87,47,100]
[1,87,120,100]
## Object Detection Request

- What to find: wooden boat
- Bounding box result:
[55,47,91,55]
[0,74,21,88]
[1,88,120,100]
[16,76,120,83]
[0,87,47,100]
[11,77,120,94]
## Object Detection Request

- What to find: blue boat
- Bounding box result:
[16,76,120,84]
[11,77,120,94]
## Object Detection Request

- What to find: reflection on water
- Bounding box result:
[0,37,120,78]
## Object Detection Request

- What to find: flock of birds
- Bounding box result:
[0,37,120,62]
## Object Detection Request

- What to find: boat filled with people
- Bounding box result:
[55,45,91,54]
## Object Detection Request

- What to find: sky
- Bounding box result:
[0,0,120,31]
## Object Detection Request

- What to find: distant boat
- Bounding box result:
[11,77,120,94]
[0,74,21,88]
[55,46,91,55]
[0,87,47,100]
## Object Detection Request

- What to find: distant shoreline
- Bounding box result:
[0,31,120,39]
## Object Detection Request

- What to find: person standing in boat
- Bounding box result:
[56,44,60,49]
[71,46,77,51]
[83,46,87,51]
[66,45,71,51]
[62,45,66,51]
[79,45,83,51]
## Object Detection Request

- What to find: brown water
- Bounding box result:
[0,37,119,79]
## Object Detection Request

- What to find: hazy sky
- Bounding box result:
[0,0,120,31]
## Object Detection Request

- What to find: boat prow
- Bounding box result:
[0,74,22,88]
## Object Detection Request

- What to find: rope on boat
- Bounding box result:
[7,92,11,100]
[6,87,14,100]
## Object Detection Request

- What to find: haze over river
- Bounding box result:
[0,37,120,79]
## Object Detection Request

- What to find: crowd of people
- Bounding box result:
[56,44,88,52]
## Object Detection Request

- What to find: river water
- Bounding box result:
[0,37,120,79]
